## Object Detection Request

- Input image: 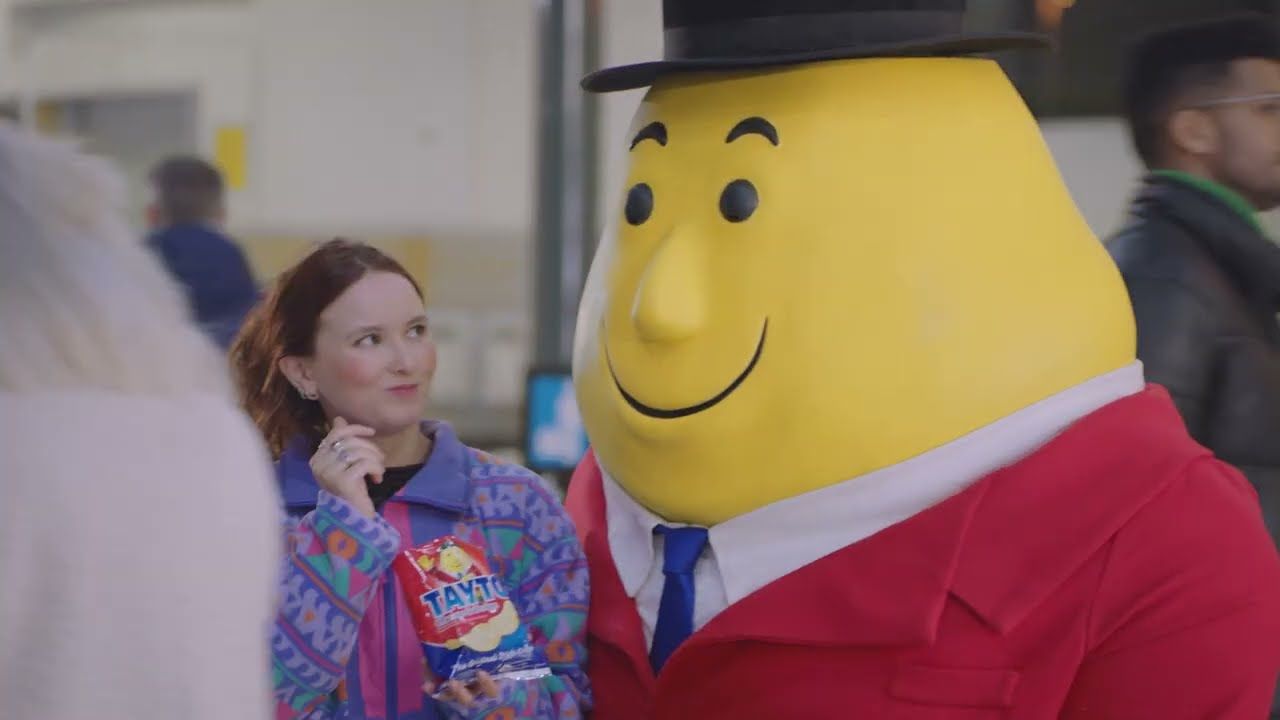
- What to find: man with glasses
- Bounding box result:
[1110,15,1280,557]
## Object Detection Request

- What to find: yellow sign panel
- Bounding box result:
[214,125,247,190]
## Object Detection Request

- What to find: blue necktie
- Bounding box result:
[649,525,709,673]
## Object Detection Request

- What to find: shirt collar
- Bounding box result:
[602,469,671,596]
[603,361,1146,603]
[279,420,471,513]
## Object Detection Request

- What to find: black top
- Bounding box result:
[368,464,424,508]
[1108,174,1280,541]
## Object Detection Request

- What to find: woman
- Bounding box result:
[0,124,280,719]
[231,240,589,720]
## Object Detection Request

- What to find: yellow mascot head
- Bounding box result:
[573,1,1136,526]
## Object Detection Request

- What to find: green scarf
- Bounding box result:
[1152,170,1264,234]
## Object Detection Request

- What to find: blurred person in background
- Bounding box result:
[230,239,589,720]
[1110,14,1280,541]
[0,123,279,719]
[147,155,260,349]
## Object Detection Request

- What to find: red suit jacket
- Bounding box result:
[566,387,1280,719]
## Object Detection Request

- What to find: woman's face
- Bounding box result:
[298,271,436,435]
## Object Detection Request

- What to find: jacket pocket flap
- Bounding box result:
[890,664,1020,708]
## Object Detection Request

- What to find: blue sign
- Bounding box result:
[524,370,589,472]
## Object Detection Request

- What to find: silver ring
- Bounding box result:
[331,440,345,454]
[338,449,354,467]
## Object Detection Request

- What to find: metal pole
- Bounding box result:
[581,0,601,287]
[534,0,566,368]
[558,0,586,363]
[533,0,599,368]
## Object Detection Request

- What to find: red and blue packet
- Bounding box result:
[393,536,551,688]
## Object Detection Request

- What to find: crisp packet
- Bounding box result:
[392,536,551,686]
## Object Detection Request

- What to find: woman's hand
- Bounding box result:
[425,669,502,708]
[309,417,385,518]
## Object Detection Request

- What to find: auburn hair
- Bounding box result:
[229,238,423,457]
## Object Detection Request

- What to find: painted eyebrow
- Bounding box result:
[630,121,668,150]
[725,116,779,146]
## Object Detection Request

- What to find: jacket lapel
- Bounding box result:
[689,476,989,650]
[950,386,1208,631]
[566,453,656,693]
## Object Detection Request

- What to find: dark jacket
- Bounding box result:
[1108,174,1280,540]
[147,223,259,349]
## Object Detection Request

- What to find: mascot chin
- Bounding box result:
[565,2,1280,718]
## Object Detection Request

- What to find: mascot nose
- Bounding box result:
[631,227,709,343]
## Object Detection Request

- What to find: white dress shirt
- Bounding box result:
[603,362,1146,647]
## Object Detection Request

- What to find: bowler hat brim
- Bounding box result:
[581,32,1048,93]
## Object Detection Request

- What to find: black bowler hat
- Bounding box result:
[582,0,1047,93]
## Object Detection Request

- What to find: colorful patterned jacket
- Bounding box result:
[271,421,590,720]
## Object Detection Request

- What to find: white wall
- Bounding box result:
[253,0,472,232]
[1041,118,1143,238]
[6,1,252,153]
[252,0,536,237]
[5,0,537,238]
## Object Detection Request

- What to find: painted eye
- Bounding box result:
[625,183,654,225]
[719,179,758,223]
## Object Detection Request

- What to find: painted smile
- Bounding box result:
[605,320,768,419]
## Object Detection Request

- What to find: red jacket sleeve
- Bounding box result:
[1061,459,1280,718]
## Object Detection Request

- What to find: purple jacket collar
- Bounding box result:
[278,420,471,514]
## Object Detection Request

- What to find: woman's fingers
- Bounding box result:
[322,424,377,450]
[423,671,498,708]
[311,428,383,479]
[311,442,371,477]
[341,457,383,485]
[473,671,500,699]
[444,680,474,705]
[335,443,383,470]
[330,435,385,463]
